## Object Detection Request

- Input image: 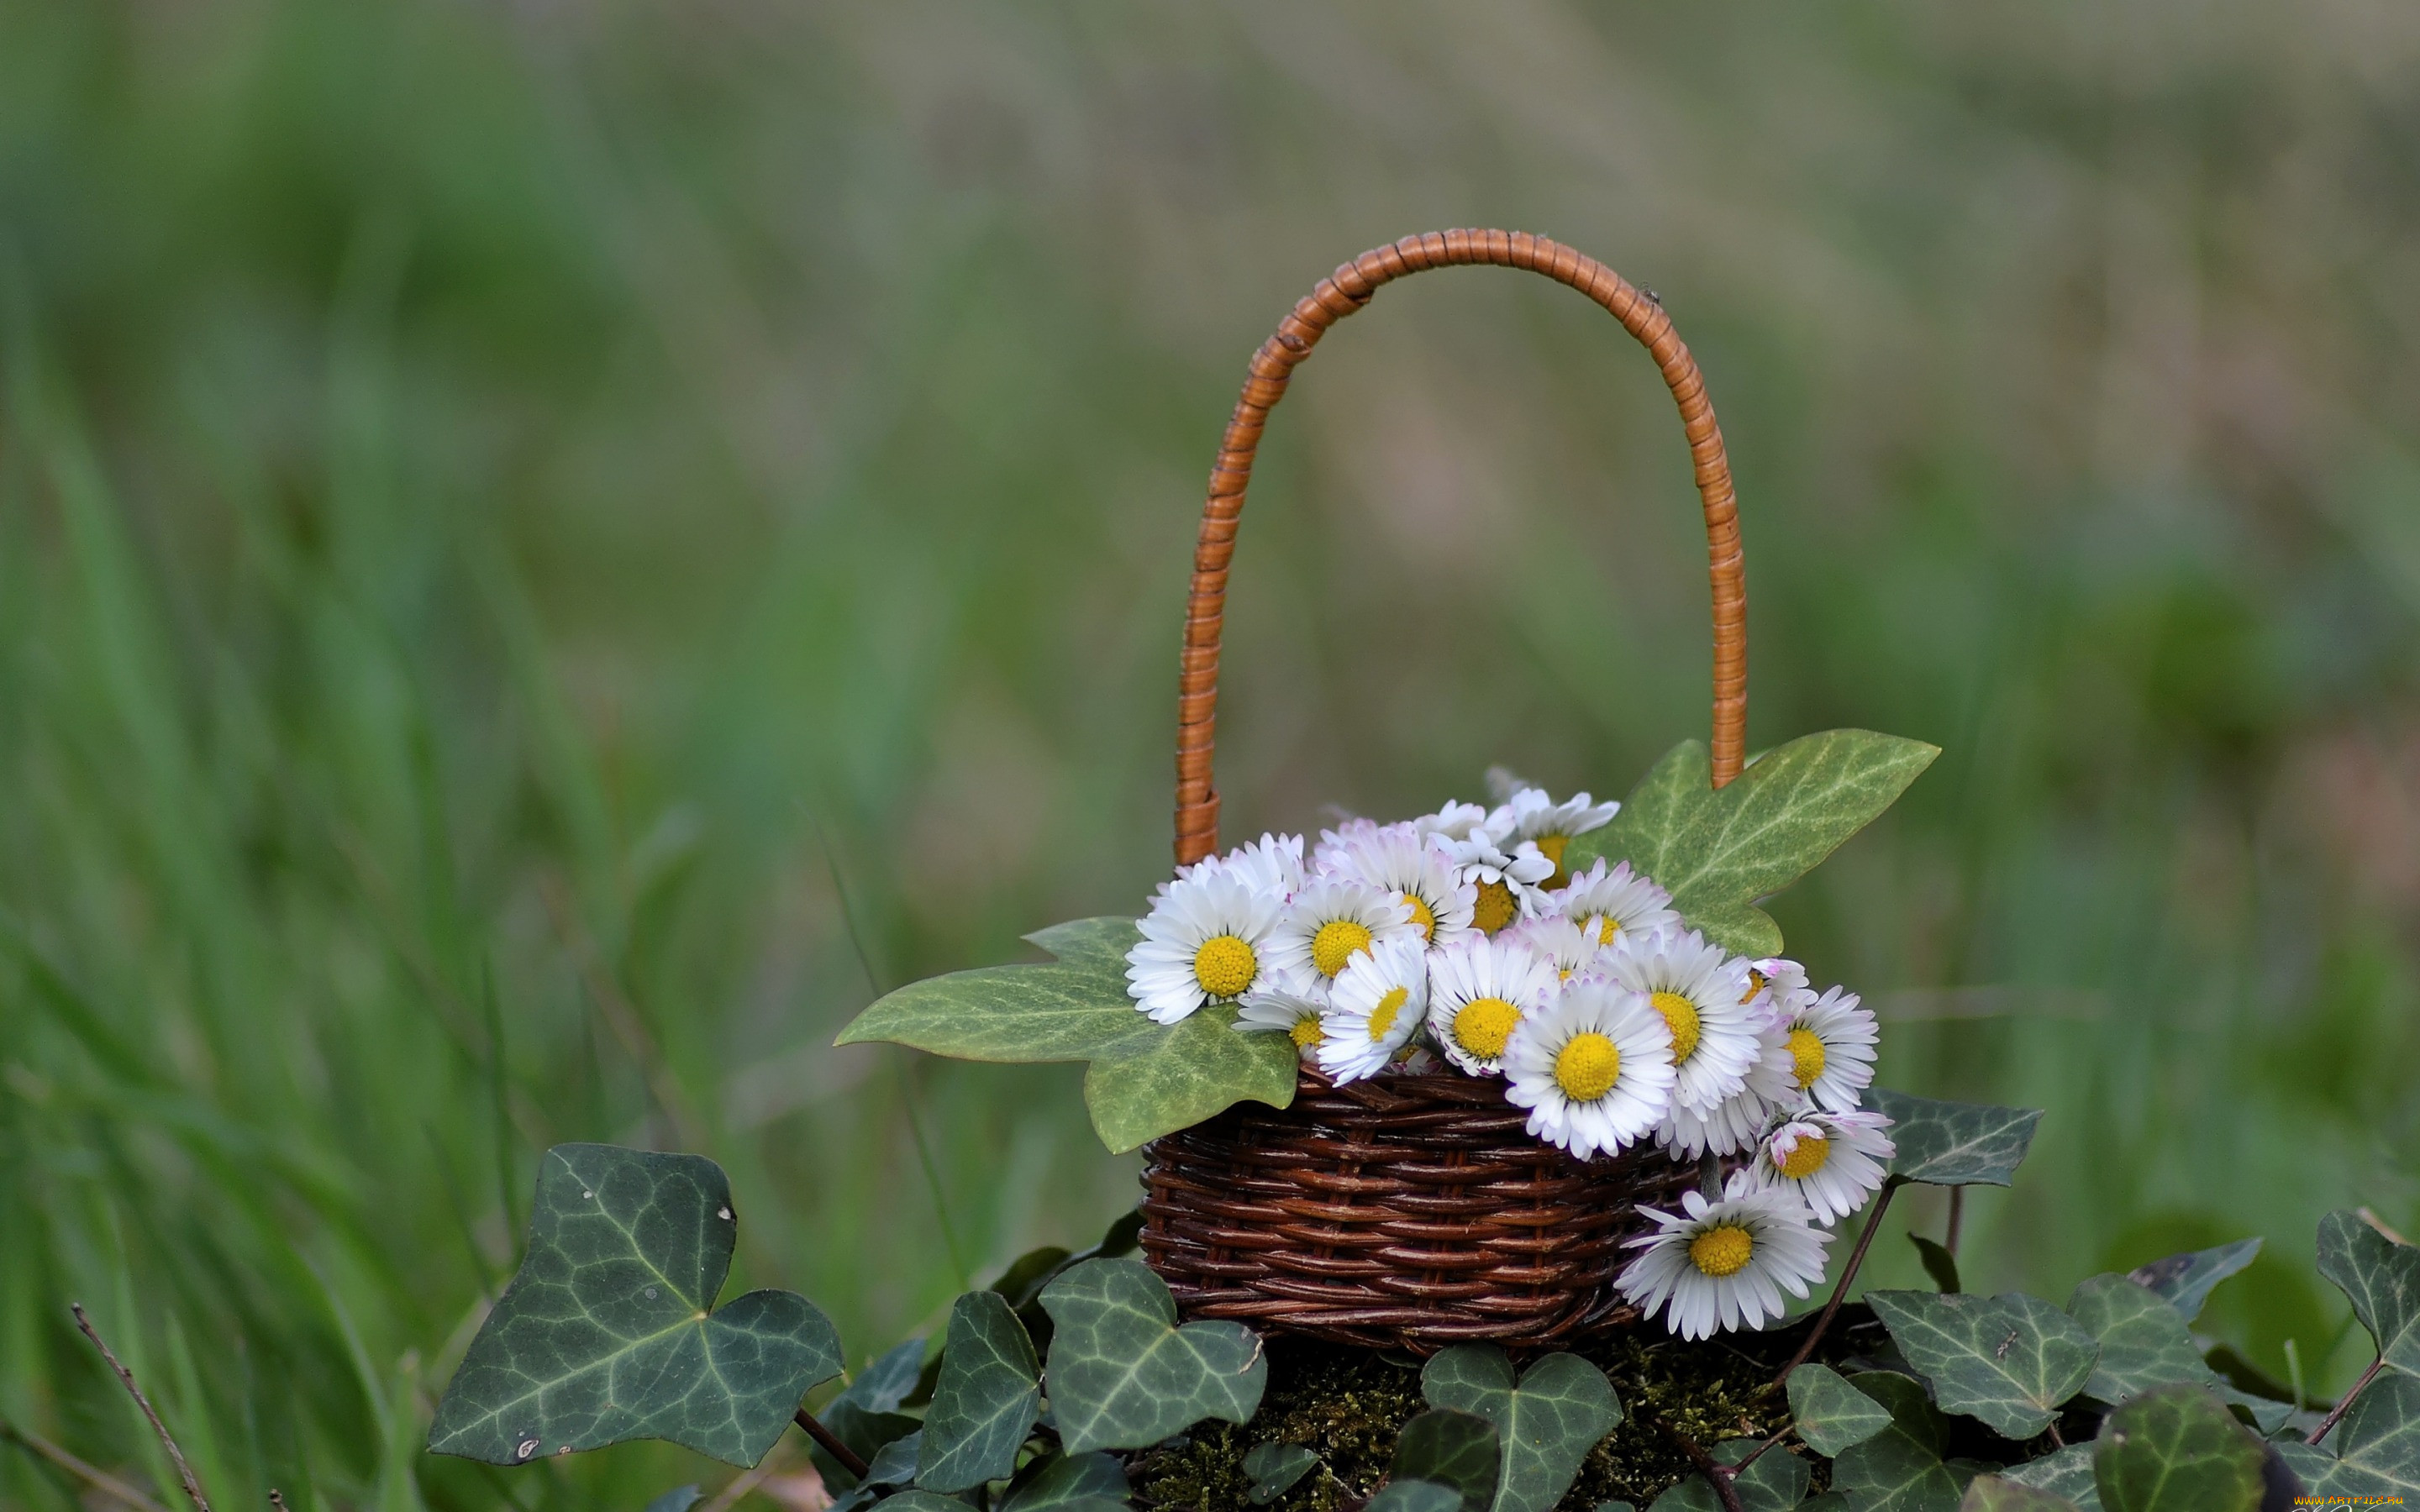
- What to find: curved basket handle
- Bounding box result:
[1173,229,1748,865]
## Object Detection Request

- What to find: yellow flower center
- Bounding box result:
[1289,1016,1325,1050]
[1192,935,1257,998]
[1552,1032,1621,1102]
[1473,879,1518,934]
[1786,1027,1828,1089]
[1688,1224,1755,1278]
[1650,990,1702,1063]
[1311,918,1374,979]
[1402,893,1438,942]
[1742,969,1768,1005]
[1776,1134,1830,1180]
[1452,996,1522,1060]
[1535,832,1570,889]
[1587,914,1619,946]
[1366,985,1410,1042]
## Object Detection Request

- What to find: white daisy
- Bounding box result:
[1453,834,1555,937]
[1605,930,1760,1112]
[1747,956,1814,1016]
[1507,916,1606,984]
[1316,937,1428,1084]
[1486,786,1621,890]
[1125,869,1284,1024]
[1317,822,1477,949]
[1424,933,1560,1076]
[1546,859,1681,952]
[1265,879,1419,994]
[1657,999,1799,1159]
[1390,1043,1440,1076]
[1779,984,1879,1115]
[1617,1172,1834,1340]
[1502,978,1676,1158]
[1182,831,1306,900]
[1753,1109,1897,1226]
[1234,987,1329,1063]
[1410,799,1491,847]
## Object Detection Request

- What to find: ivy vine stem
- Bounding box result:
[1770,1176,1906,1389]
[792,1407,872,1481]
[2307,1355,2386,1447]
[1651,1415,1746,1512]
[70,1304,212,1512]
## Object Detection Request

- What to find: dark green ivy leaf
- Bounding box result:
[426,1144,844,1468]
[2125,1240,2261,1326]
[998,1451,1131,1512]
[1868,1091,2043,1189]
[2317,1210,2420,1378]
[816,1338,929,1482]
[1367,1482,1465,1512]
[1957,1478,2081,1511]
[2065,1275,2216,1405]
[2091,1384,2268,1512]
[874,1494,981,1512]
[2276,1370,2420,1499]
[1038,1258,1265,1453]
[1243,1443,1320,1505]
[836,918,1299,1152]
[1392,1410,1502,1512]
[917,1291,1043,1492]
[862,1431,923,1488]
[1996,1445,2100,1510]
[1786,1362,1895,1457]
[1563,732,1939,957]
[1868,1291,2097,1441]
[1911,1236,1963,1294]
[1829,1371,1965,1512]
[1645,1438,1811,1512]
[1420,1346,1619,1512]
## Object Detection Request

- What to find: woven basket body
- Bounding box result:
[1139,1071,1704,1352]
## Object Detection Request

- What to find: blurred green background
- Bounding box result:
[3,1,2417,1507]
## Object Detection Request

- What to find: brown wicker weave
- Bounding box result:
[1140,230,1750,1352]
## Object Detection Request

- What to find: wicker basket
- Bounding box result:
[1137,229,1754,1354]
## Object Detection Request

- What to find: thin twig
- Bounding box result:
[268,1494,290,1510]
[1651,1417,1745,1512]
[1725,1420,1794,1476]
[1771,1179,1903,1389]
[2357,1207,2410,1247]
[71,1305,213,1512]
[792,1408,871,1481]
[2309,1355,2386,1447]
[0,1415,173,1512]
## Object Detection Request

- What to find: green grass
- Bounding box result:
[2,2,2416,1508]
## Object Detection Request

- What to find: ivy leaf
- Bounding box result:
[1244,1444,1320,1504]
[1038,1258,1266,1453]
[1958,1478,2082,1511]
[1563,731,1939,956]
[1868,1091,2044,1189]
[1996,1445,2101,1510]
[1867,1291,2098,1440]
[815,1339,929,1482]
[2064,1275,2217,1406]
[2276,1370,2420,1499]
[2317,1210,2420,1377]
[1392,1410,1502,1512]
[1786,1363,1895,1457]
[1645,1438,1811,1512]
[916,1292,1042,1492]
[1420,1346,1620,1512]
[874,1494,979,1512]
[426,1144,844,1468]
[1830,1371,1965,1512]
[998,1451,1130,1512]
[2124,1240,2261,1326]
[836,918,1297,1152]
[2090,1383,2268,1512]
[1910,1236,1963,1294]
[1368,1483,1465,1512]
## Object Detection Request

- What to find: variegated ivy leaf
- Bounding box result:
[1786,1362,1895,1457]
[1868,1090,2043,1189]
[2275,1370,2420,1500]
[426,1145,844,1468]
[916,1291,1041,1493]
[2124,1238,2260,1326]
[2317,1209,2420,1378]
[1867,1290,2098,1440]
[1645,1437,1810,1512]
[1958,1477,2082,1511]
[1038,1258,1266,1453]
[1829,1371,1965,1512]
[1561,731,1939,957]
[2090,1384,2269,1512]
[1996,1444,2100,1510]
[1420,1346,1619,1512]
[835,917,1297,1153]
[2065,1275,2217,1405]
[1392,1410,1502,1512]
